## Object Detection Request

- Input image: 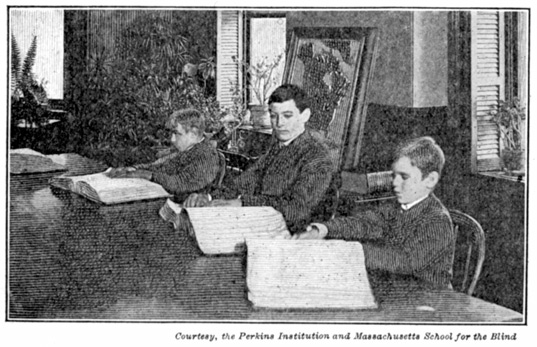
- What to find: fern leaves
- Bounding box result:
[11,34,38,89]
[22,36,37,86]
[11,34,21,96]
[11,34,46,103]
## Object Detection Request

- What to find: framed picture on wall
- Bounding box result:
[283,27,379,171]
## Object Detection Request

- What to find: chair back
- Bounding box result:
[214,151,227,188]
[366,171,393,193]
[308,171,342,222]
[325,172,342,220]
[449,209,486,296]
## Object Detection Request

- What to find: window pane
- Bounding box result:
[249,17,286,104]
[10,9,64,99]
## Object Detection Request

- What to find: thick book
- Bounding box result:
[246,239,378,309]
[10,148,67,174]
[49,169,172,205]
[159,199,290,255]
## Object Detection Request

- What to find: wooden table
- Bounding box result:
[8,154,524,323]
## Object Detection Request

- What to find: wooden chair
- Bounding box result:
[326,172,342,220]
[339,171,393,194]
[215,151,227,188]
[449,209,486,296]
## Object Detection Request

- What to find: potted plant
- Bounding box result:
[233,53,284,129]
[490,98,526,174]
[11,34,50,149]
[65,12,222,167]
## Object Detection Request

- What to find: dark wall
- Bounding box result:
[358,104,526,313]
[443,173,525,313]
[287,11,449,108]
[287,11,415,106]
[358,104,452,173]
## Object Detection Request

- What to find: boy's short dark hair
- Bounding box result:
[268,84,310,112]
[394,136,445,178]
[167,108,205,135]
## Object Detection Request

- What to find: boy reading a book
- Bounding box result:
[294,136,456,289]
[183,84,334,233]
[107,108,221,201]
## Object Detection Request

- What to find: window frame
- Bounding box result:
[216,10,244,109]
[10,8,65,104]
[243,11,287,105]
[449,10,527,179]
[470,10,505,173]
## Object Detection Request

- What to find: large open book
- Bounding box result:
[49,169,172,205]
[246,239,377,309]
[159,199,290,255]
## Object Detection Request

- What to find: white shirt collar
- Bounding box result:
[278,129,305,147]
[184,136,205,152]
[401,194,429,211]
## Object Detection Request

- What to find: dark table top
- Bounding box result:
[8,154,524,323]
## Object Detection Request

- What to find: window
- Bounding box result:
[216,10,244,108]
[216,11,286,108]
[10,8,64,100]
[244,13,286,105]
[469,10,527,177]
[470,11,505,173]
[449,10,527,177]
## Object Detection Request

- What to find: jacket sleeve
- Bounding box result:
[326,212,454,276]
[240,156,333,227]
[361,215,454,276]
[323,209,388,240]
[134,150,178,170]
[209,153,269,200]
[136,150,220,196]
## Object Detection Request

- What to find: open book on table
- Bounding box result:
[159,198,290,255]
[246,239,378,309]
[49,169,172,205]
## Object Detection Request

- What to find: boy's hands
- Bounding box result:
[106,167,152,180]
[184,194,243,208]
[291,223,328,240]
[183,193,211,207]
[207,198,242,207]
[106,167,136,178]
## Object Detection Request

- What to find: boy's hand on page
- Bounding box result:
[207,199,242,207]
[106,167,136,178]
[183,193,211,207]
[121,169,152,180]
[104,167,123,177]
[292,223,328,240]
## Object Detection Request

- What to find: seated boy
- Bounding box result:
[293,136,455,289]
[106,108,221,201]
[183,84,334,234]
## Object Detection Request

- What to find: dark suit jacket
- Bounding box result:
[324,194,455,288]
[215,130,334,232]
[134,138,220,201]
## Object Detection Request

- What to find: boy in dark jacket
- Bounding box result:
[294,136,455,289]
